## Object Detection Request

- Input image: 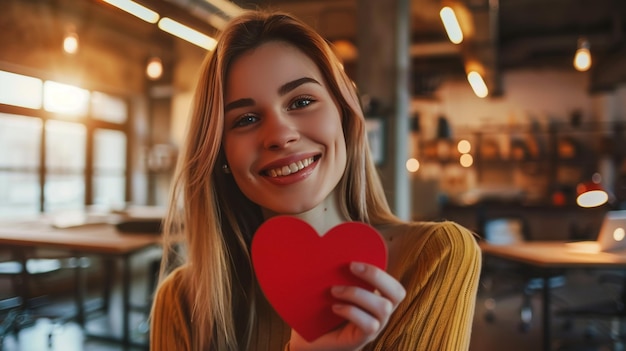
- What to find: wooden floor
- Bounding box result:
[2,266,626,350]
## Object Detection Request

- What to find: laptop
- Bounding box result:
[566,210,626,253]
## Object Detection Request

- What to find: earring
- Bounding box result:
[222,164,231,174]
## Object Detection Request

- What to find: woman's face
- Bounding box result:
[222,40,347,215]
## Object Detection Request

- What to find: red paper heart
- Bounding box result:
[251,216,387,342]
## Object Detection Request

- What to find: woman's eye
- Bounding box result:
[288,96,315,110]
[234,114,258,128]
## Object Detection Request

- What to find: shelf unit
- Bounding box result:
[418,120,626,205]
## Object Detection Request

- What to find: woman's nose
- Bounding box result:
[262,112,300,150]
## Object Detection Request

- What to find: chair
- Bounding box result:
[131,257,162,341]
[0,249,90,346]
[555,265,626,348]
[479,215,567,332]
[0,296,22,350]
[114,215,165,346]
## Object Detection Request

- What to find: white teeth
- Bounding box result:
[267,157,314,177]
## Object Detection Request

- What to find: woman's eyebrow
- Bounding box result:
[278,77,320,96]
[224,77,320,114]
[224,98,255,114]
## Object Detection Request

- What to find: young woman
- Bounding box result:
[150,10,481,351]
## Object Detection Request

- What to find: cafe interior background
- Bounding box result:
[1,0,626,349]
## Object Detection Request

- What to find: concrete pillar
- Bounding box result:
[356,0,411,220]
[591,92,618,199]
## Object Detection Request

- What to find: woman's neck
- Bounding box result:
[262,189,347,235]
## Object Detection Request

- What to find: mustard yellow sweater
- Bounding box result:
[150,221,481,350]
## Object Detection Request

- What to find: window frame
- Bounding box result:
[0,71,132,214]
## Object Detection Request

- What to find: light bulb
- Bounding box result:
[457,139,471,154]
[467,71,488,98]
[440,7,463,44]
[102,0,160,24]
[573,38,592,72]
[460,153,473,167]
[406,158,420,173]
[63,31,79,54]
[146,57,163,80]
[158,17,217,51]
[577,190,608,208]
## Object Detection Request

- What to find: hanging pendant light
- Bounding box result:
[573,37,592,72]
[146,57,163,80]
[63,25,79,55]
[440,6,463,44]
[576,173,608,208]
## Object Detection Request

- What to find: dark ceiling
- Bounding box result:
[229,0,626,94]
[111,0,626,94]
[498,0,625,68]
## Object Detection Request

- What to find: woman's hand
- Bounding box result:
[288,262,406,351]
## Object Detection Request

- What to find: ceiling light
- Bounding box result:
[460,153,473,167]
[457,139,471,154]
[576,181,608,208]
[406,158,420,173]
[146,57,163,80]
[573,37,592,72]
[440,6,463,44]
[204,0,244,18]
[102,0,160,24]
[63,27,79,54]
[577,173,608,208]
[331,40,358,62]
[467,71,488,98]
[158,17,217,51]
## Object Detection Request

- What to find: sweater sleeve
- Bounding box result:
[367,221,482,351]
[150,266,192,351]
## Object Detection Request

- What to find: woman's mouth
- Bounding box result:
[265,156,317,177]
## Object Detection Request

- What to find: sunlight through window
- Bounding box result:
[0,71,43,109]
[43,81,90,117]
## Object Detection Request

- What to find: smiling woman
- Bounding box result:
[222,41,347,215]
[150,10,481,351]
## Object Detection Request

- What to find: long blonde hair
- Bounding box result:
[159,10,399,350]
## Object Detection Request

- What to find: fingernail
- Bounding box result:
[351,262,365,273]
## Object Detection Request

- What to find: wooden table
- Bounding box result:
[0,220,160,349]
[481,241,626,351]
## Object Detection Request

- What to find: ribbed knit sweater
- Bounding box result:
[150,221,482,350]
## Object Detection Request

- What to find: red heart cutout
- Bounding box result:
[251,216,387,342]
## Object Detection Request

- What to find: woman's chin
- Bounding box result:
[261,202,320,217]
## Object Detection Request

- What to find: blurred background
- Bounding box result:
[2,0,625,238]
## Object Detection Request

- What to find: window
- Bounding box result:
[45,120,86,213]
[92,91,128,124]
[93,128,127,208]
[43,81,90,117]
[0,70,130,218]
[0,114,42,217]
[0,71,42,109]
